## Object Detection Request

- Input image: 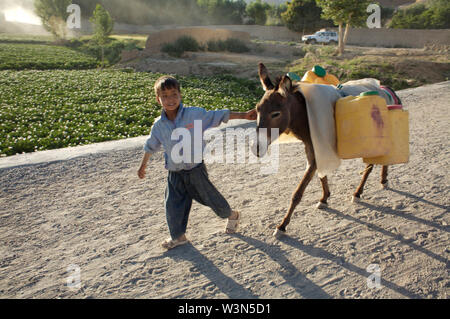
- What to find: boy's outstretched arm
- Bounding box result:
[138,152,151,179]
[229,109,257,121]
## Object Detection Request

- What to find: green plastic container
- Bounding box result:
[286,72,301,81]
[360,91,379,97]
[312,65,326,77]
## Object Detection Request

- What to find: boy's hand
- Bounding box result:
[138,153,151,179]
[244,108,257,121]
[138,165,146,179]
[228,109,257,121]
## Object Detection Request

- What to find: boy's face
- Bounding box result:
[156,87,181,113]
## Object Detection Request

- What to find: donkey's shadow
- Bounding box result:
[321,203,448,266]
[385,186,449,219]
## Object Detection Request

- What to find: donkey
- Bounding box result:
[255,63,395,238]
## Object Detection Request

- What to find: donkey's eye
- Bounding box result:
[271,111,281,119]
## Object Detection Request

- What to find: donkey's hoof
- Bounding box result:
[351,195,361,203]
[273,228,286,239]
[381,182,388,189]
[316,201,328,210]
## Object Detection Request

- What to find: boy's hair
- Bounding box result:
[154,76,181,96]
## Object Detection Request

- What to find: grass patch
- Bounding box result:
[0,70,263,156]
[0,35,142,70]
[0,43,98,70]
[66,38,141,66]
[0,33,55,44]
[110,34,147,49]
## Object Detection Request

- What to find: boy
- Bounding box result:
[138,76,256,250]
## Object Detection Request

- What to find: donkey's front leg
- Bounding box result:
[274,162,317,238]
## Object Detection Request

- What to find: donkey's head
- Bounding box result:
[254,63,297,157]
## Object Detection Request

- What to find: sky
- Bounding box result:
[0,0,42,25]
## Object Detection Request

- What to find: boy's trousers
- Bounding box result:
[165,162,232,239]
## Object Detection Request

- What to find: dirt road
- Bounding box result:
[0,81,448,298]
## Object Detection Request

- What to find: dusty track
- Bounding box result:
[0,82,448,298]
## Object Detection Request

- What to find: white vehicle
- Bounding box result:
[302,30,338,45]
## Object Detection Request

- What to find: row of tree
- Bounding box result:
[33,0,450,57]
[71,0,250,26]
[389,0,450,29]
[36,0,450,31]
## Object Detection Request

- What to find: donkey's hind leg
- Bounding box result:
[352,164,374,203]
[381,165,388,189]
[316,176,330,209]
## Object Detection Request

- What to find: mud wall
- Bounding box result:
[345,28,450,48]
[75,20,450,49]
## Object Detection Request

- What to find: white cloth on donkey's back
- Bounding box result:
[295,82,342,178]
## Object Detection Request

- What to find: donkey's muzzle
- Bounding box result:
[251,127,270,158]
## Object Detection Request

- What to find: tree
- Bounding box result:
[316,0,370,55]
[246,0,270,25]
[389,0,450,29]
[266,3,288,26]
[90,4,114,68]
[34,0,72,40]
[282,0,332,33]
[197,0,246,25]
[71,0,97,18]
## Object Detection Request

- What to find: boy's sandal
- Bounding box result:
[225,211,240,234]
[161,237,188,250]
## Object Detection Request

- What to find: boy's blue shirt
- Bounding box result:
[144,103,230,171]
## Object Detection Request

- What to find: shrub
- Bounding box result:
[207,38,250,53]
[161,36,201,57]
[223,38,250,53]
[206,40,227,52]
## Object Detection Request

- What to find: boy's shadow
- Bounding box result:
[162,238,331,299]
[161,243,258,299]
[233,234,332,299]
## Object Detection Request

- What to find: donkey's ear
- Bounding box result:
[258,63,274,91]
[278,75,292,98]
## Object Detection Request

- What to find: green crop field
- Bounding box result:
[0,43,98,70]
[0,69,263,156]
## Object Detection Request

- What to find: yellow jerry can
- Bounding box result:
[301,65,340,86]
[363,105,409,165]
[336,91,390,159]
